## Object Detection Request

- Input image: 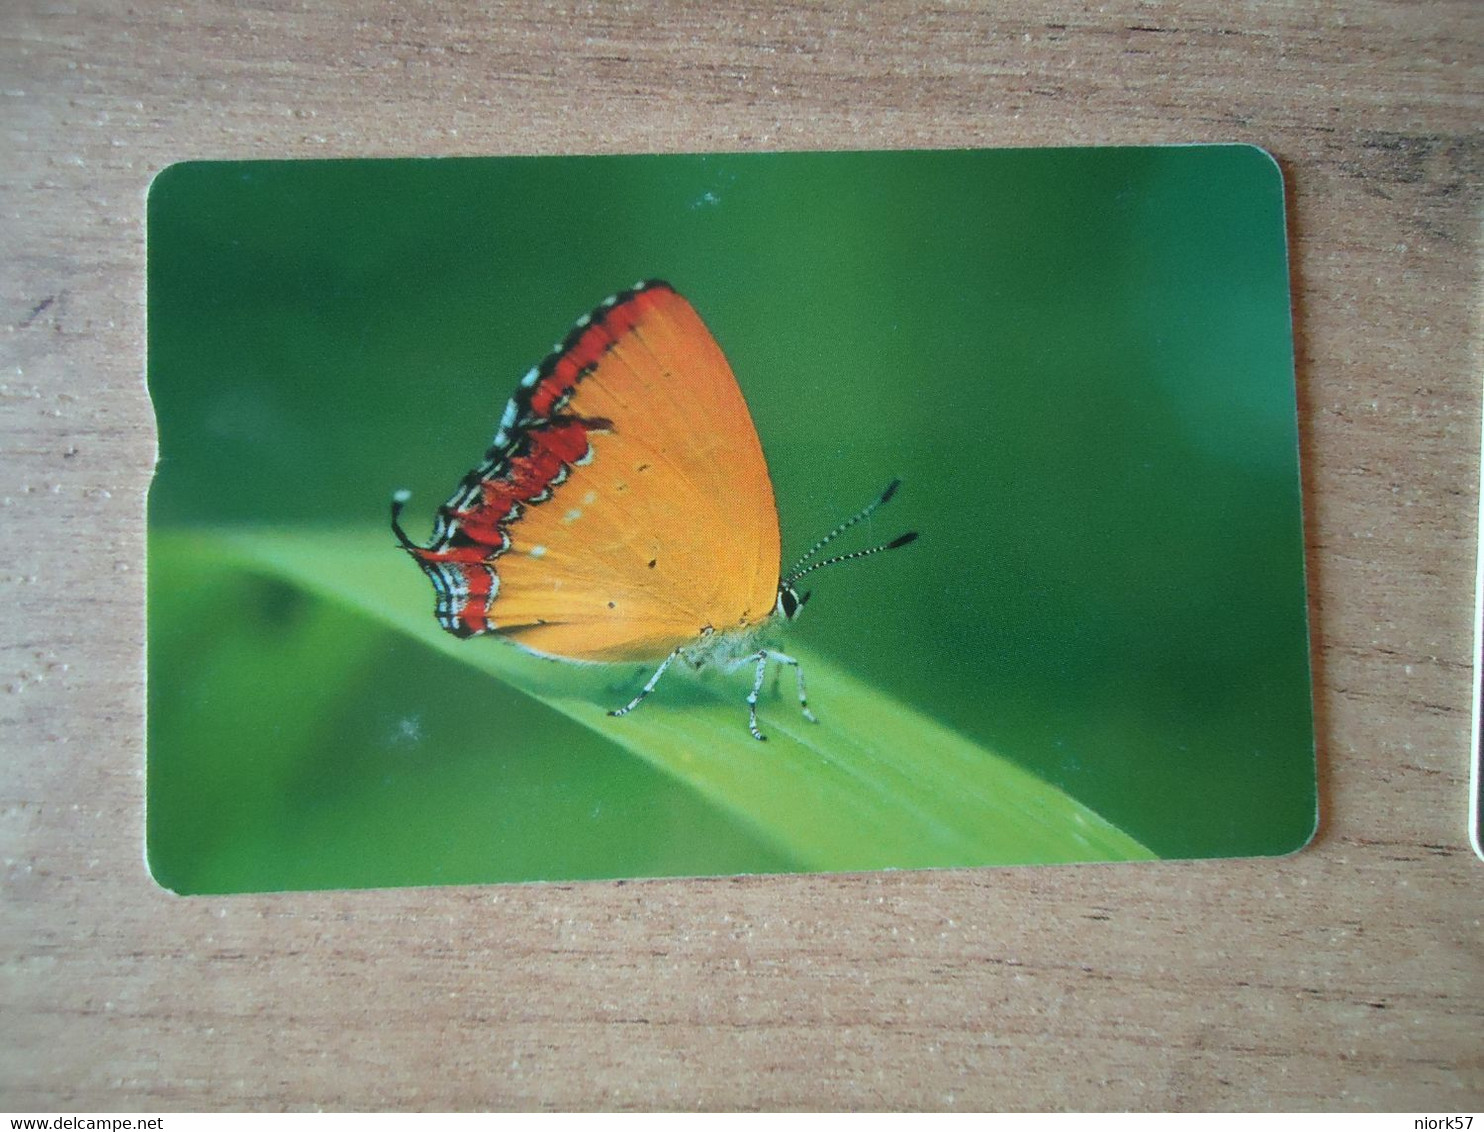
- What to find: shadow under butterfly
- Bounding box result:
[392,280,917,740]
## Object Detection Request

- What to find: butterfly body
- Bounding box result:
[394,280,914,739]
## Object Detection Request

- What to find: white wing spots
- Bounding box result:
[521,366,540,388]
[528,545,547,558]
[601,294,618,308]
[489,398,521,450]
[562,508,583,524]
[581,490,597,505]
[632,280,645,291]
[575,312,591,328]
[573,444,595,466]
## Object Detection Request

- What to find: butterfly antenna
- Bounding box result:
[390,489,421,551]
[784,530,919,586]
[783,479,904,580]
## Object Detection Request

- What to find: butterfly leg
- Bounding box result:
[746,651,770,741]
[764,649,817,725]
[742,649,817,741]
[609,647,683,719]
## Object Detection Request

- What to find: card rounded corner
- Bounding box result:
[146,160,196,208]
[143,841,188,897]
[1231,142,1286,191]
[1274,798,1322,858]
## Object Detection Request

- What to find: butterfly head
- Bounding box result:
[775,583,812,622]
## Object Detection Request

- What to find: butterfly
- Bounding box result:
[391,281,916,740]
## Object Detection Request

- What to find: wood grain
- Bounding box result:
[2,0,1480,1112]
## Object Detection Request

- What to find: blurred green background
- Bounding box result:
[147,145,1315,893]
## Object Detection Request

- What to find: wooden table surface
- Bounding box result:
[3,1,1480,1112]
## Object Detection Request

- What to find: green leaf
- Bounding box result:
[182,526,1154,872]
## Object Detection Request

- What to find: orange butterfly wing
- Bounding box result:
[398,282,781,663]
